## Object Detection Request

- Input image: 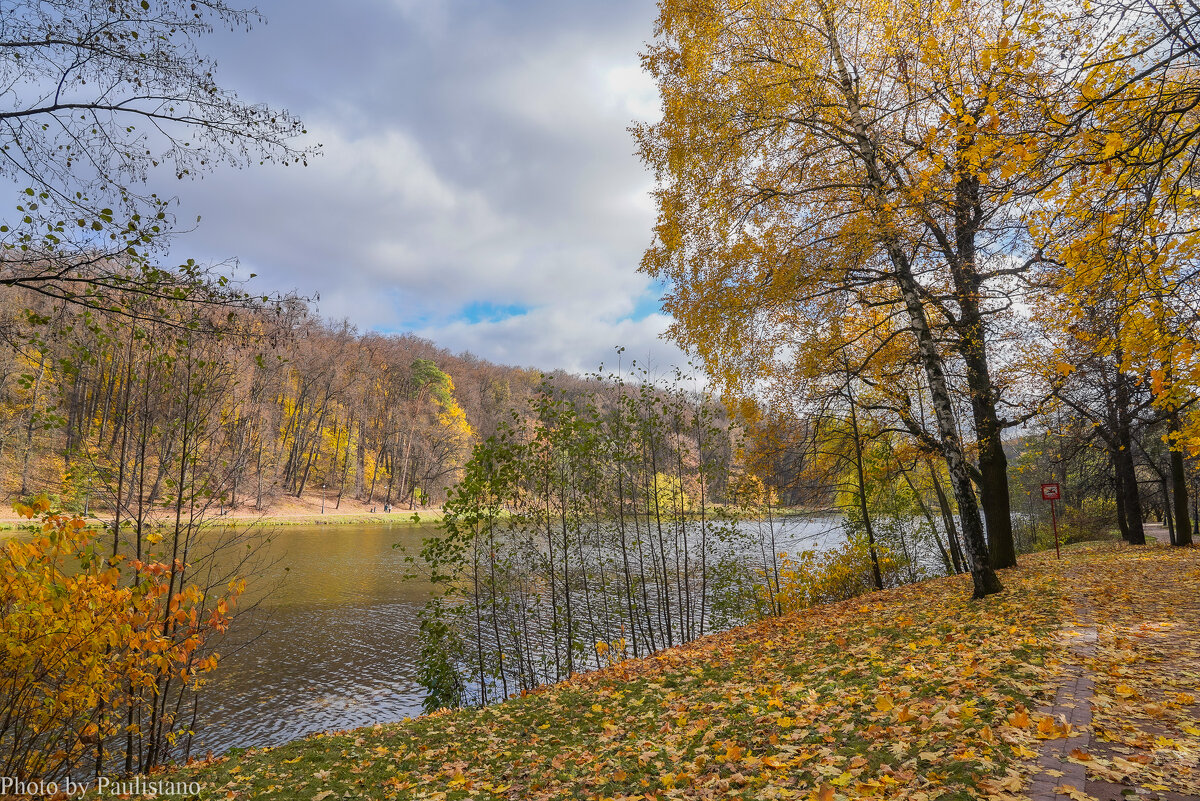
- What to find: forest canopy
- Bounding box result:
[635,0,1200,596]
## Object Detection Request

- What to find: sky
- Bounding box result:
[155,0,688,374]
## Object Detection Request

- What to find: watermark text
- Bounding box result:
[0,775,202,796]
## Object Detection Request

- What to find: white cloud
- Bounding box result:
[601,63,661,122]
[426,309,687,375]
[157,0,676,374]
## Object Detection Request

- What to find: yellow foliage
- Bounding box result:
[728,473,777,509]
[594,637,628,667]
[652,472,691,514]
[769,535,898,613]
[0,500,239,780]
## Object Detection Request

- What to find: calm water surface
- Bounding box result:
[191,523,436,755]
[191,517,845,755]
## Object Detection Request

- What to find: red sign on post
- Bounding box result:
[1042,483,1062,558]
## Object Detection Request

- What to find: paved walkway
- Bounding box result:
[1029,597,1097,801]
[1027,543,1200,801]
[1144,522,1170,544]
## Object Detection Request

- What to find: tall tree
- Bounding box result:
[637,0,1017,595]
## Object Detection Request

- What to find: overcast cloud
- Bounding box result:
[149,0,685,374]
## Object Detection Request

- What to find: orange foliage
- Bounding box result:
[0,498,240,780]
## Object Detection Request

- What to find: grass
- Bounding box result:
[81,543,1200,800]
[114,553,1073,800]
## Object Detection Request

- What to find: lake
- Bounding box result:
[190,522,437,756]
[189,516,847,755]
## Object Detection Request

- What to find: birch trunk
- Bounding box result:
[822,2,1000,596]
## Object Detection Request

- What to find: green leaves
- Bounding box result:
[421,369,761,711]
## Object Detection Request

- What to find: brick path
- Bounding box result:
[1028,602,1097,801]
[1026,536,1200,801]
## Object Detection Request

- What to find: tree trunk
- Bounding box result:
[1162,477,1176,545]
[846,384,883,590]
[337,420,353,509]
[976,431,1016,567]
[354,428,366,499]
[899,462,955,575]
[1170,412,1193,546]
[19,357,46,495]
[1115,470,1129,541]
[928,462,966,574]
[946,171,1017,569]
[1114,443,1144,544]
[1113,367,1145,544]
[821,4,1000,597]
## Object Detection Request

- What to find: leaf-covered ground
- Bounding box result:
[1064,544,1200,799]
[120,544,1198,801]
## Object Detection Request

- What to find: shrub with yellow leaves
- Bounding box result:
[594,637,628,667]
[0,498,240,780]
[769,534,900,613]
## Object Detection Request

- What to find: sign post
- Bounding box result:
[1041,483,1061,559]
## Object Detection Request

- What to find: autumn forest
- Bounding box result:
[2,0,1200,797]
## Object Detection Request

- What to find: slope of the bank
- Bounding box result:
[0,497,446,531]
[108,552,1085,800]
[100,544,1200,800]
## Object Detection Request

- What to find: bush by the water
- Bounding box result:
[770,534,899,612]
[0,500,239,780]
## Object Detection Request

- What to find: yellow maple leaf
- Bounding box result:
[1054,784,1096,801]
[830,771,853,787]
[1036,716,1070,739]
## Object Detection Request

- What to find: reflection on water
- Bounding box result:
[190,523,435,755]
[190,516,845,755]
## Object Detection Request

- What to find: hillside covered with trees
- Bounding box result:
[0,288,605,517]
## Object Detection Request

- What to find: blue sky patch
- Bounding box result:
[459,301,530,324]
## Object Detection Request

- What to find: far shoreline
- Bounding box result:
[0,496,835,531]
[0,507,446,532]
